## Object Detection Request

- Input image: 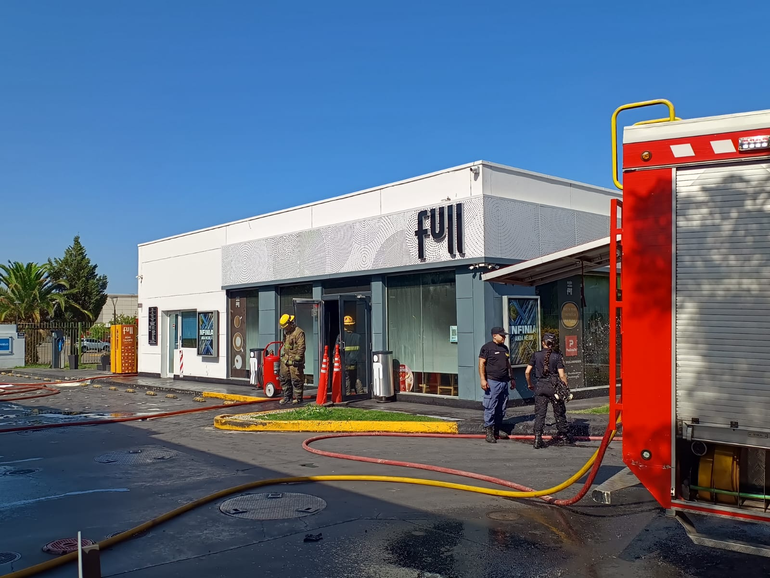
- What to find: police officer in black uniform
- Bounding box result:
[525,333,573,449]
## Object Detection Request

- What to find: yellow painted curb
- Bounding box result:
[202,391,270,403]
[213,414,459,434]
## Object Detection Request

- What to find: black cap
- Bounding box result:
[543,333,556,344]
[491,326,508,336]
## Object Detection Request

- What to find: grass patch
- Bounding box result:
[256,406,444,423]
[572,404,610,415]
[16,364,49,369]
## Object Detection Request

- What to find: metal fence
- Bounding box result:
[15,322,107,368]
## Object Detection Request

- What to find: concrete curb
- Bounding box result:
[213,412,460,434]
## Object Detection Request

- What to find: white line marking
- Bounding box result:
[670,143,695,158]
[0,488,129,510]
[0,457,42,465]
[710,139,736,154]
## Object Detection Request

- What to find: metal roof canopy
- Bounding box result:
[482,235,617,286]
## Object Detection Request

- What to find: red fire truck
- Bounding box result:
[486,100,770,553]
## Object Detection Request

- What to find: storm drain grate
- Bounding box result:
[219,493,327,520]
[0,552,21,565]
[43,538,94,555]
[95,448,178,465]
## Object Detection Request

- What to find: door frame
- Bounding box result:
[292,296,373,399]
[337,295,372,401]
[160,311,180,378]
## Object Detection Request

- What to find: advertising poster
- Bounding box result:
[503,296,540,367]
[229,295,247,378]
[558,276,584,389]
[197,311,219,357]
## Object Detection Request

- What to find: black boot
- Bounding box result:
[552,432,575,446]
[533,434,545,449]
[485,426,497,444]
[494,426,509,440]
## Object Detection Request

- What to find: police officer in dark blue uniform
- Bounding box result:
[525,333,572,449]
[479,327,516,443]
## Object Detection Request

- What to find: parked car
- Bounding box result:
[81,338,110,352]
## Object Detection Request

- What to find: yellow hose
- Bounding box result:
[4,427,619,578]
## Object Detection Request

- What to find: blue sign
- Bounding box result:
[0,337,12,355]
[197,311,219,357]
[504,297,540,367]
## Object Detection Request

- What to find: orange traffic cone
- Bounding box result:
[331,344,342,403]
[315,346,330,405]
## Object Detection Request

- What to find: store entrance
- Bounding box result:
[293,295,371,401]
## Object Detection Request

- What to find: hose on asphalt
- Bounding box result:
[2,421,618,578]
[0,373,141,402]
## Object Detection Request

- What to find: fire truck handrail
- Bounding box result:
[611,99,679,190]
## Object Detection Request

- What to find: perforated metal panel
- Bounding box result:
[676,163,770,434]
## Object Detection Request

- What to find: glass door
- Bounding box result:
[292,299,323,388]
[338,296,371,400]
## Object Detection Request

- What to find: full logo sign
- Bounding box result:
[414,203,465,260]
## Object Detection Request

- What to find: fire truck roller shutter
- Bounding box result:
[675,162,770,438]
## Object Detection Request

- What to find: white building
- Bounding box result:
[137,161,620,402]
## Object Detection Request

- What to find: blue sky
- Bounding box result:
[2,0,769,293]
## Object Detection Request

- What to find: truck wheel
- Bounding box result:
[264,382,277,398]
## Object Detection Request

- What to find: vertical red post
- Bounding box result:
[331,345,342,403]
[315,346,330,405]
[609,198,623,431]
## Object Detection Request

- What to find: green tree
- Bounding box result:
[0,261,85,323]
[47,236,108,322]
[111,314,137,325]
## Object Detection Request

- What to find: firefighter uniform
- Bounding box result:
[336,315,363,395]
[279,314,306,404]
[527,337,571,448]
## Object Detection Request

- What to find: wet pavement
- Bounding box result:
[2,375,770,577]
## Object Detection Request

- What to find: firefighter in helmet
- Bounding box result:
[336,315,363,395]
[279,314,306,405]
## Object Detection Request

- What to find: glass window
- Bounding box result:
[535,274,614,388]
[387,271,458,396]
[280,285,313,318]
[280,284,315,385]
[181,311,197,348]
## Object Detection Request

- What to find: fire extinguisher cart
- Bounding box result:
[249,341,283,398]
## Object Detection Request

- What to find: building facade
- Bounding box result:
[137,161,620,403]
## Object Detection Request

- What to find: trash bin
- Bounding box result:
[372,351,396,403]
[99,354,110,372]
[68,354,79,370]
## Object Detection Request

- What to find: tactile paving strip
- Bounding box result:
[219,493,327,520]
[94,448,178,465]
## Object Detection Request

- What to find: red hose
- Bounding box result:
[0,384,61,402]
[303,427,617,506]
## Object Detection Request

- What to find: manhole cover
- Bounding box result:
[43,538,94,555]
[0,552,21,565]
[3,468,39,476]
[95,448,178,465]
[219,493,327,520]
[487,511,521,522]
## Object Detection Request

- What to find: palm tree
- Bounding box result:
[0,261,90,323]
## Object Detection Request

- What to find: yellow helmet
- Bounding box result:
[344,315,354,327]
[279,314,295,328]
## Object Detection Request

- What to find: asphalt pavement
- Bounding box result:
[2,375,770,577]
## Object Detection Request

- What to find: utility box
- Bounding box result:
[110,324,137,374]
[0,325,24,369]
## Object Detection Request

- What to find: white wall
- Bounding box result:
[483,164,620,215]
[0,325,25,369]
